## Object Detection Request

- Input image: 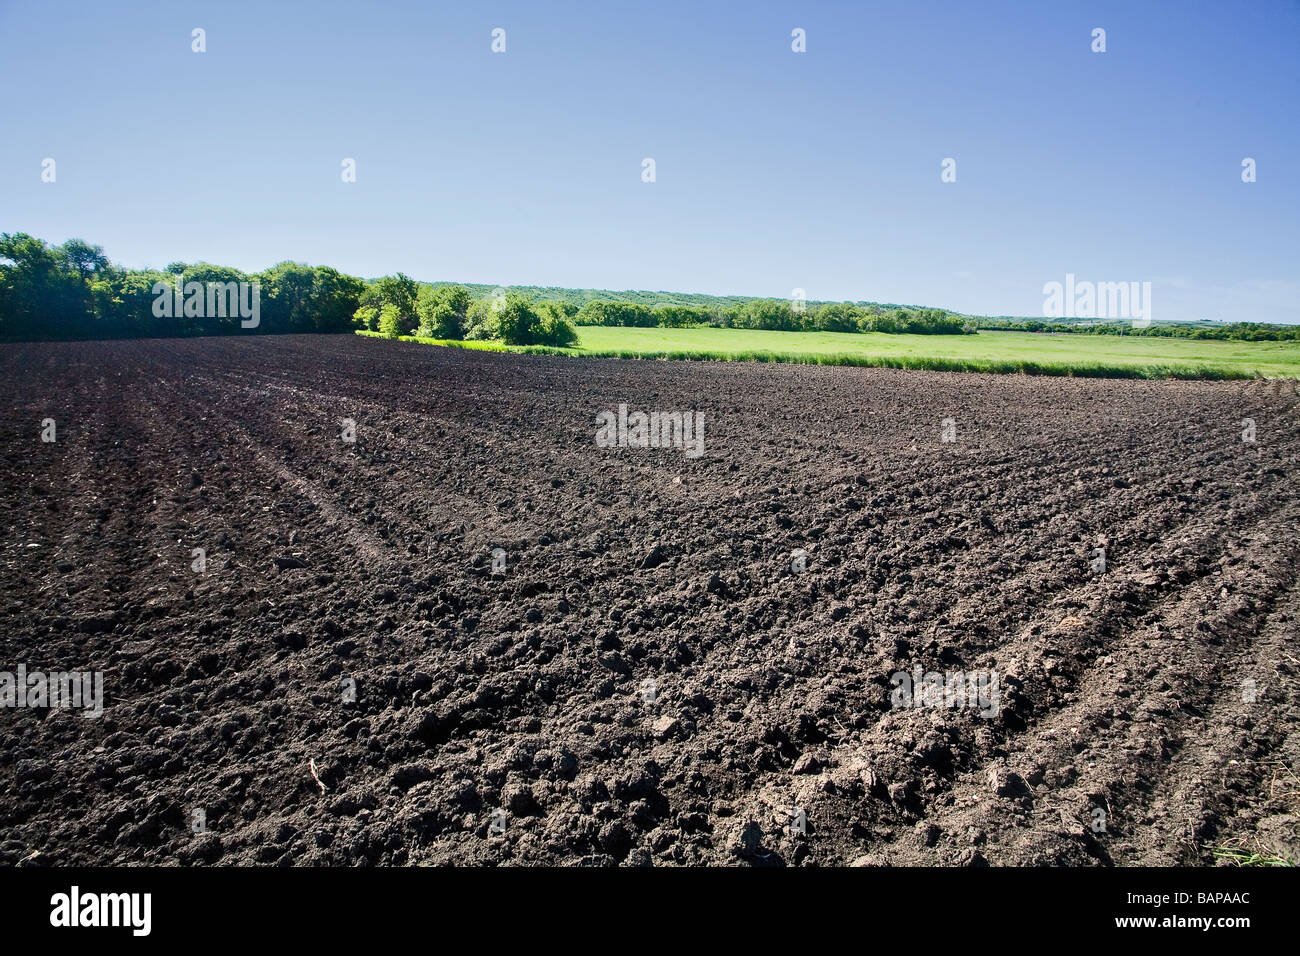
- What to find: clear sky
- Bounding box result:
[2,0,1297,321]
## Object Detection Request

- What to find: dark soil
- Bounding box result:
[2,334,1298,866]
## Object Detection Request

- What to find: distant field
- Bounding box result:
[362,326,1300,379]
[571,326,1300,378]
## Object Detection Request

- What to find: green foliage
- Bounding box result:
[570,324,1298,377]
[57,238,109,280]
[493,295,537,344]
[1,234,365,340]
[975,316,1300,342]
[373,327,1267,381]
[457,294,578,346]
[178,263,251,335]
[730,298,801,331]
[361,273,419,335]
[576,300,658,327]
[654,305,709,328]
[309,267,366,333]
[416,284,471,339]
[463,298,498,340]
[6,232,1294,345]
[90,268,171,337]
[253,261,363,334]
[535,301,579,347]
[353,305,378,331]
[862,307,969,335]
[810,302,862,333]
[454,283,759,312]
[0,234,108,339]
[1207,845,1294,867]
[565,296,971,336]
[377,303,402,338]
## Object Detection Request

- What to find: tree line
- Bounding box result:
[0,233,364,339]
[975,317,1300,342]
[574,299,973,334]
[20,232,1286,345]
[349,273,578,346]
[1,233,977,344]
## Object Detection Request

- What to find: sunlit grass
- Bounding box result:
[1207,844,1294,867]
[359,325,1300,380]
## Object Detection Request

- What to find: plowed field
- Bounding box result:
[2,335,1297,866]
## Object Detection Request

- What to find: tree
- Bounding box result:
[576,300,657,327]
[363,273,419,335]
[256,262,317,333]
[655,305,707,328]
[56,239,109,281]
[811,302,862,333]
[463,298,498,340]
[535,302,579,346]
[416,284,471,339]
[353,306,378,331]
[377,303,402,338]
[733,298,800,331]
[0,233,93,339]
[310,267,365,332]
[494,294,536,344]
[90,268,171,338]
[1,233,371,341]
[181,263,251,334]
[476,294,578,346]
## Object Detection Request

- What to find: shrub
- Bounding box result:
[811,302,863,333]
[536,302,579,347]
[495,294,578,346]
[576,300,657,327]
[463,299,497,340]
[377,303,402,338]
[732,298,802,331]
[655,305,707,328]
[353,305,378,331]
[361,273,418,335]
[416,284,471,339]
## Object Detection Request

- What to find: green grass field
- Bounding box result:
[361,326,1300,379]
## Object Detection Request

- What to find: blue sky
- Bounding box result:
[2,0,1297,321]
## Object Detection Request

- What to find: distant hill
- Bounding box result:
[425,280,939,314]
[423,281,1250,327]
